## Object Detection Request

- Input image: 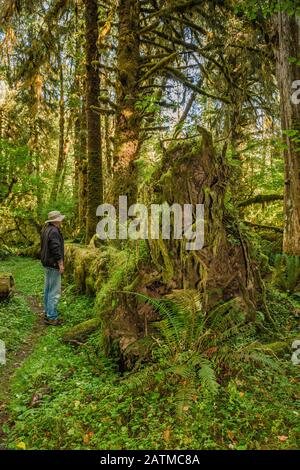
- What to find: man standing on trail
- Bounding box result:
[40,211,65,326]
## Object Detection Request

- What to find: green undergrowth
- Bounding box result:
[0,257,299,450]
[0,296,35,360]
[0,257,44,382]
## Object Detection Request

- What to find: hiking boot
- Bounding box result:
[44,318,63,326]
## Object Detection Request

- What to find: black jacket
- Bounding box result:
[40,224,64,269]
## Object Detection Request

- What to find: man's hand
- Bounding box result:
[58,260,64,274]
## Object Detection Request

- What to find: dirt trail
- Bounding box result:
[0,294,45,450]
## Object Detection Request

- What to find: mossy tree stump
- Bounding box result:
[63,131,270,366]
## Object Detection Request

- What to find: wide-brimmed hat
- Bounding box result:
[45,210,65,224]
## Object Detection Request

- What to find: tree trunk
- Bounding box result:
[50,59,65,203]
[104,113,112,177]
[74,112,80,206]
[84,0,102,243]
[79,98,88,233]
[274,12,300,255]
[110,0,141,207]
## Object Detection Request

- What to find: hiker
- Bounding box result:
[40,211,65,326]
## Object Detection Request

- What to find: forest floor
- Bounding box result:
[0,256,299,450]
[0,259,46,449]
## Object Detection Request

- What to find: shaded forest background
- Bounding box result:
[0,0,296,250]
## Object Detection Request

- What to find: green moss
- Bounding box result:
[95,246,140,313]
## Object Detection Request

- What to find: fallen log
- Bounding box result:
[62,317,100,343]
[243,221,283,233]
[0,273,15,299]
[238,194,283,208]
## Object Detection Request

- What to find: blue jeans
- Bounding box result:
[44,267,61,320]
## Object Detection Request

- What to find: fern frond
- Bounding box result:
[198,359,219,395]
[165,289,205,349]
[168,363,195,380]
[131,292,182,349]
[122,364,160,392]
[174,380,198,418]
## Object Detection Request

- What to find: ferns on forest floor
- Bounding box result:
[122,290,284,417]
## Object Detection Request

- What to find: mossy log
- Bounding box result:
[62,317,100,343]
[239,194,283,208]
[0,273,15,299]
[64,243,109,295]
[263,336,300,354]
[17,242,40,259]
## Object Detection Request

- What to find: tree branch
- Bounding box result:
[243,221,283,233]
[239,194,284,208]
[164,66,231,103]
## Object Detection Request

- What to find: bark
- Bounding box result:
[73,9,87,234]
[85,0,103,243]
[104,113,112,177]
[58,114,72,195]
[50,59,66,203]
[74,112,80,206]
[79,99,88,233]
[274,12,300,255]
[110,0,141,207]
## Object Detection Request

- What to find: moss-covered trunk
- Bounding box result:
[85,0,102,243]
[274,12,300,255]
[50,58,65,203]
[79,99,88,234]
[110,0,141,206]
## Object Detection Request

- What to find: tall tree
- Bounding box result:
[84,0,102,242]
[78,98,88,232]
[50,51,66,203]
[110,0,141,207]
[274,11,300,255]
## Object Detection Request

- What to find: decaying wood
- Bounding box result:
[0,273,15,299]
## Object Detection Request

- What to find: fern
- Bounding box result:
[198,360,219,396]
[122,363,160,392]
[121,288,281,417]
[174,380,198,417]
